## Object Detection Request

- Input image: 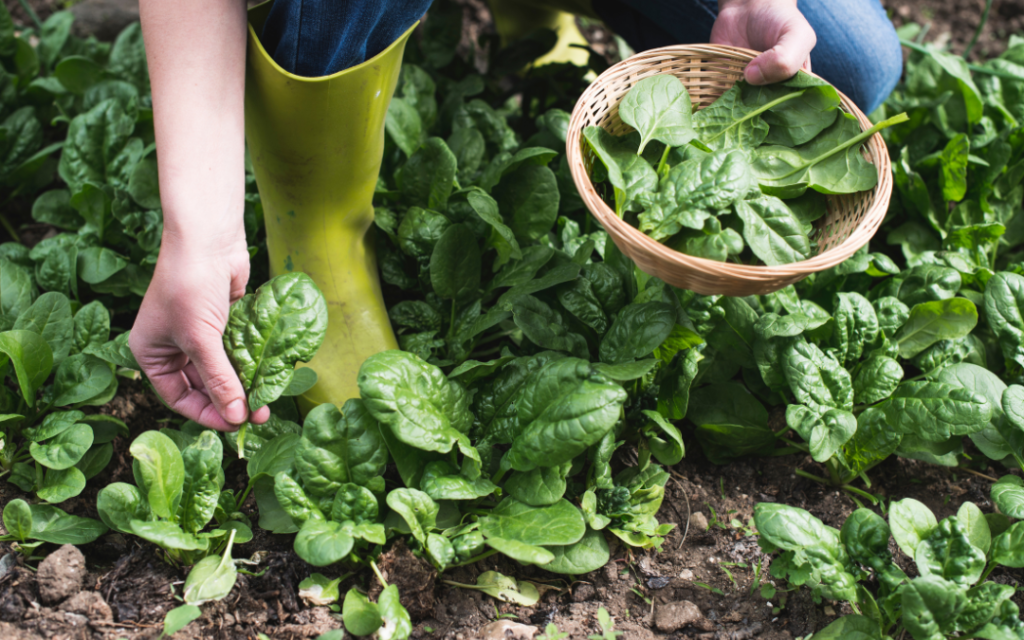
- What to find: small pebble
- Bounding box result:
[647,576,671,590]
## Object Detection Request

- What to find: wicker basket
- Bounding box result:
[566,44,893,296]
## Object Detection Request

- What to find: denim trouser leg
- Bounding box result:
[261,0,903,114]
[260,0,432,77]
[590,0,903,114]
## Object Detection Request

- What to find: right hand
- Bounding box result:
[712,0,816,85]
[130,228,271,431]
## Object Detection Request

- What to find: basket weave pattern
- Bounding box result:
[566,45,893,296]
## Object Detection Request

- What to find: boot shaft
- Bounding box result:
[244,1,411,409]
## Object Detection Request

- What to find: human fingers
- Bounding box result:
[744,16,816,84]
[181,325,251,426]
[146,363,239,431]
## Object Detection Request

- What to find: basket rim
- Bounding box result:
[565,43,894,281]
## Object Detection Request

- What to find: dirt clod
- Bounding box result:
[372,539,437,619]
[572,583,596,602]
[58,591,113,622]
[689,512,709,531]
[654,600,703,632]
[36,545,86,605]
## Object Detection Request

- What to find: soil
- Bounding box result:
[2,0,1023,638]
[884,0,1024,61]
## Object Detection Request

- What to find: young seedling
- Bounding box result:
[588,607,622,640]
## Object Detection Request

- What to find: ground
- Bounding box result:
[1,0,1023,638]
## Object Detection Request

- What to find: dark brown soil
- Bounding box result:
[884,0,1024,61]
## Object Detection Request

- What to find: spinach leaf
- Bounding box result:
[398,137,456,210]
[734,195,812,265]
[688,382,775,464]
[478,498,585,548]
[294,399,388,499]
[599,302,675,364]
[740,73,840,146]
[915,517,986,586]
[12,291,72,366]
[224,272,328,412]
[505,358,626,471]
[358,350,473,455]
[583,127,658,215]
[881,381,991,441]
[894,298,978,358]
[889,497,938,557]
[692,82,769,150]
[753,113,907,197]
[984,272,1024,368]
[129,430,184,520]
[618,75,698,153]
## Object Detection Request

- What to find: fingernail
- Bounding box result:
[226,399,247,424]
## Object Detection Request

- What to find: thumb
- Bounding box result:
[745,23,816,85]
[185,331,250,425]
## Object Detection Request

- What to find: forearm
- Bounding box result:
[140,0,248,250]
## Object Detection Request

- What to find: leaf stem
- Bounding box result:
[841,484,880,504]
[767,113,910,182]
[237,477,256,507]
[964,0,994,58]
[705,90,807,144]
[794,468,830,485]
[0,212,18,242]
[450,549,499,567]
[370,559,388,588]
[656,144,671,177]
[957,466,999,483]
[16,0,43,31]
[236,422,249,460]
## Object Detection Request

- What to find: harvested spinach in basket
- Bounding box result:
[585,73,908,266]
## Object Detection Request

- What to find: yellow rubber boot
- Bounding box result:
[487,0,595,68]
[244,2,410,410]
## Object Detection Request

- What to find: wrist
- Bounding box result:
[160,220,249,264]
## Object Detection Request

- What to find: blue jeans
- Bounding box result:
[261,0,901,114]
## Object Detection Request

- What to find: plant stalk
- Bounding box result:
[0,213,18,242]
[794,468,830,485]
[16,0,43,32]
[370,559,388,588]
[964,0,994,59]
[451,549,499,567]
[656,144,671,177]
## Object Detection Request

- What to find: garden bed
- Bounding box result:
[0,380,1019,639]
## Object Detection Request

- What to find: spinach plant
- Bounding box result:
[340,560,412,640]
[0,287,129,503]
[754,493,1024,640]
[1,497,107,556]
[96,427,251,565]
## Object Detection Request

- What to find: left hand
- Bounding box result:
[711,0,816,85]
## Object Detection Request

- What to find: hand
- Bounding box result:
[711,0,816,85]
[130,229,271,430]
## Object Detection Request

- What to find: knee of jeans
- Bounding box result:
[841,23,904,115]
